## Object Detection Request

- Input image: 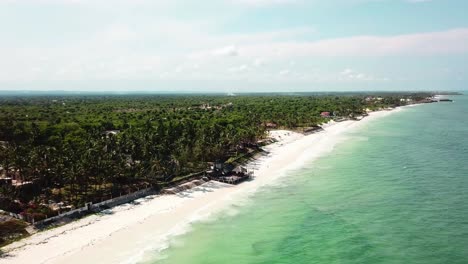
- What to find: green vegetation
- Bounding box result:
[0,93,431,220]
[0,217,29,247]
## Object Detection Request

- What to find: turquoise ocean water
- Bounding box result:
[142,94,468,264]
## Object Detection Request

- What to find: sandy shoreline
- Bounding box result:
[0,108,405,264]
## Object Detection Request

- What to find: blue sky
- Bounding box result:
[0,0,467,92]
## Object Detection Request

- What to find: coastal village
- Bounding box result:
[0,93,455,248]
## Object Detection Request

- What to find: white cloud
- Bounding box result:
[0,0,464,89]
[279,69,290,75]
[253,58,265,67]
[341,69,354,76]
[2,27,467,83]
[212,45,239,57]
[228,64,249,73]
[340,68,388,81]
[2,27,465,83]
[238,28,468,57]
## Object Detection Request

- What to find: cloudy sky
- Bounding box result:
[1,0,467,92]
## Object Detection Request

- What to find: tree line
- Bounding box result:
[0,93,430,219]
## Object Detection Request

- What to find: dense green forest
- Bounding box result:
[0,93,431,221]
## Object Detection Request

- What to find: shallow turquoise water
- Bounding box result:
[143,95,468,264]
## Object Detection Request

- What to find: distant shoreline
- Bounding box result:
[0,106,414,264]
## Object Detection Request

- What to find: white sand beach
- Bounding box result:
[0,108,403,264]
